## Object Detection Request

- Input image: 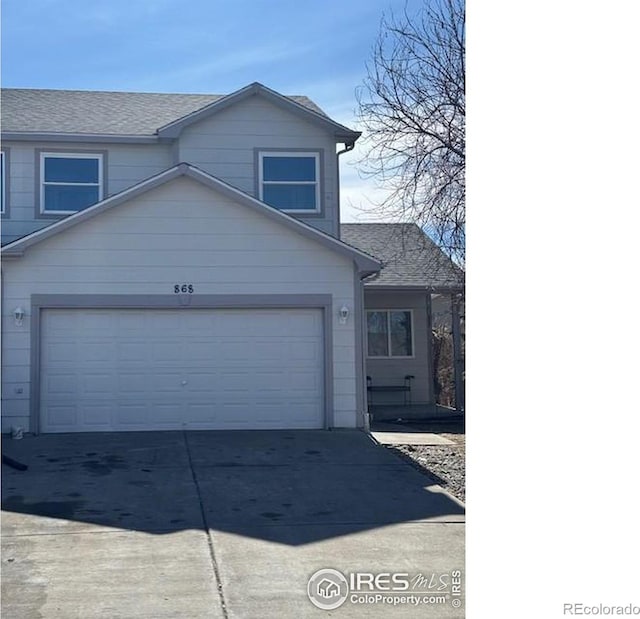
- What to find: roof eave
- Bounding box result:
[1,131,159,144]
[335,130,361,145]
[363,283,465,293]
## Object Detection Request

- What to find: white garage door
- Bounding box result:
[40,308,324,432]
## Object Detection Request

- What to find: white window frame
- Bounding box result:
[40,152,104,215]
[258,151,321,213]
[0,151,5,215]
[366,309,415,359]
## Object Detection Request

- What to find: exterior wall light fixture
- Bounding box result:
[14,307,25,326]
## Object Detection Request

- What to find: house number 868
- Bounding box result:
[174,284,194,294]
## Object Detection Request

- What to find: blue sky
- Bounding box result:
[1,0,414,220]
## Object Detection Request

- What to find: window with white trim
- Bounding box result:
[258,151,320,212]
[40,153,103,214]
[367,310,414,357]
[0,151,5,214]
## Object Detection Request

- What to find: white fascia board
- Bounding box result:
[1,132,159,144]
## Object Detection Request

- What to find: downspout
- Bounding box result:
[451,294,465,414]
[337,137,364,428]
[335,140,356,239]
[425,289,436,414]
[353,266,368,431]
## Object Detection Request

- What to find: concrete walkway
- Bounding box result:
[370,421,458,445]
[371,431,455,446]
[2,430,464,618]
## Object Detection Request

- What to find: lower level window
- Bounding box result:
[367,310,413,357]
[40,153,103,214]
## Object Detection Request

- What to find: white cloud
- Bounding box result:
[338,155,394,223]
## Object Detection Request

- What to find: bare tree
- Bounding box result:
[357,0,465,267]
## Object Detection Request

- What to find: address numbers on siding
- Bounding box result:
[174,284,194,294]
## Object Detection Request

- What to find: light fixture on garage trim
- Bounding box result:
[13,307,25,326]
[339,305,350,325]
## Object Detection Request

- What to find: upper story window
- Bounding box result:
[258,151,320,213]
[367,310,414,358]
[40,152,103,214]
[0,151,5,214]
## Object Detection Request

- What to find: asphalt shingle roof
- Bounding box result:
[340,223,464,289]
[0,88,326,136]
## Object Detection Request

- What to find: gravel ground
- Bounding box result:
[383,420,466,503]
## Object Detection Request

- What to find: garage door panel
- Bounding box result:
[82,373,116,395]
[82,404,113,428]
[214,403,251,424]
[118,373,148,394]
[250,403,284,423]
[287,313,320,332]
[183,312,216,332]
[290,403,323,421]
[115,312,147,332]
[114,403,149,426]
[187,373,218,392]
[46,342,77,363]
[289,341,320,362]
[251,372,286,392]
[45,405,78,429]
[40,308,324,432]
[187,341,218,361]
[219,371,251,390]
[213,312,265,336]
[185,403,217,424]
[153,403,185,426]
[151,341,187,363]
[151,372,184,392]
[148,312,183,331]
[217,341,257,361]
[118,341,151,363]
[46,373,77,395]
[45,312,82,334]
[80,311,116,331]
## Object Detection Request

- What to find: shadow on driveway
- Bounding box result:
[2,430,464,546]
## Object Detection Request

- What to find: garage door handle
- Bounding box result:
[181,380,188,386]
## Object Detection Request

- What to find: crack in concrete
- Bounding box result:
[183,430,229,619]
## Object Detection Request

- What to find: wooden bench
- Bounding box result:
[367,375,415,406]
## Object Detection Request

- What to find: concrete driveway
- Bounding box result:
[1,430,464,618]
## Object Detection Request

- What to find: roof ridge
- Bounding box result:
[1,87,312,99]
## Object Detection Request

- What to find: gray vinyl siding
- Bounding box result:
[177,96,338,236]
[1,176,358,433]
[0,141,173,244]
[1,97,342,244]
[364,290,432,406]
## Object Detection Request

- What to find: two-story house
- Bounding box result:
[0,82,462,435]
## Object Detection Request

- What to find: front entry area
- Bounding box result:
[39,308,324,432]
